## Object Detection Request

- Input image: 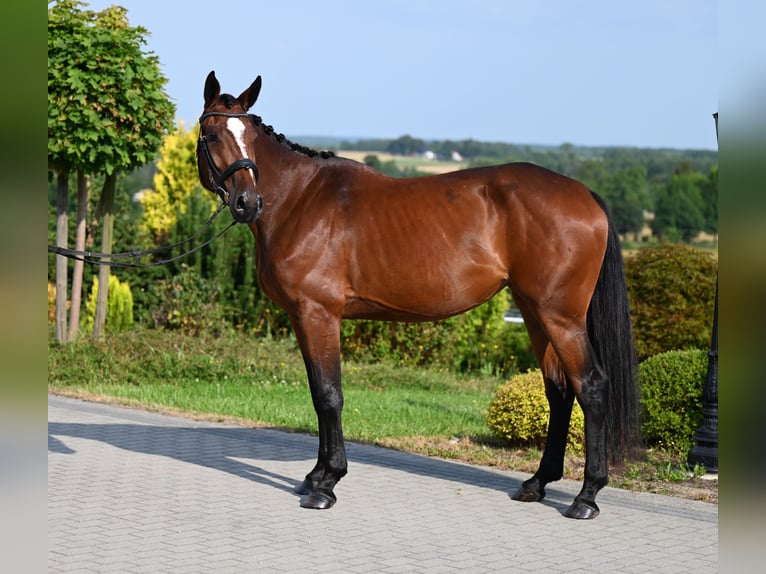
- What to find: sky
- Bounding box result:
[78,0,720,150]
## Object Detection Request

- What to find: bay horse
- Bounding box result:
[196,71,639,519]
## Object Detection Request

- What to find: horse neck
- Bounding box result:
[252,126,325,230]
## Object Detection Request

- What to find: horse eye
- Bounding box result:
[206,133,218,142]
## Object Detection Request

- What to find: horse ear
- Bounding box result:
[238,76,262,111]
[204,71,220,107]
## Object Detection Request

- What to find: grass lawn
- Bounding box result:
[48,328,497,442]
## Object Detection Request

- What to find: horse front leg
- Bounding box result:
[290,312,347,509]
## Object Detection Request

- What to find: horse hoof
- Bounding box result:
[299,490,337,510]
[564,500,600,519]
[511,482,545,502]
[294,479,314,496]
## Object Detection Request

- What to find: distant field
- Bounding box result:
[338,150,468,175]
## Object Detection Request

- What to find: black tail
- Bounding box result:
[587,193,641,460]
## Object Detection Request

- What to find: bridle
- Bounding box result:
[197,111,263,214]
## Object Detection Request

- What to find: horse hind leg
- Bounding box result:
[510,306,609,519]
[548,325,609,519]
[511,343,575,503]
[565,358,610,519]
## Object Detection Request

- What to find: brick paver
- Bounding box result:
[48,395,717,573]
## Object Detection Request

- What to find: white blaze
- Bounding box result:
[226,117,257,184]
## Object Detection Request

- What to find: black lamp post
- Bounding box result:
[687,112,718,473]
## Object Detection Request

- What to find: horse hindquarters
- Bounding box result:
[512,193,638,519]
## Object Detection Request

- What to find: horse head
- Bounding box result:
[197,71,264,223]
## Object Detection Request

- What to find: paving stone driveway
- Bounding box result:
[49,395,717,573]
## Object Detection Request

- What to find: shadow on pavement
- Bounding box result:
[48,420,530,504]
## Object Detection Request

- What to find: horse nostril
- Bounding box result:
[235,194,247,214]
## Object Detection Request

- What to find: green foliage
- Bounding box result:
[84,274,134,333]
[624,244,717,360]
[486,369,585,452]
[363,154,430,178]
[386,134,427,156]
[47,328,716,496]
[651,170,707,241]
[140,123,213,240]
[147,265,229,337]
[341,291,535,378]
[638,349,708,454]
[48,0,176,175]
[445,292,535,376]
[47,328,499,441]
[151,188,289,336]
[341,319,452,368]
[577,161,650,235]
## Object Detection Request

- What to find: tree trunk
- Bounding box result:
[55,171,69,344]
[92,172,117,340]
[68,171,88,342]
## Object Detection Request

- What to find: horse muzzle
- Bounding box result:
[216,158,263,223]
[231,189,264,223]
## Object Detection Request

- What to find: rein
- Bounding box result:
[47,201,237,268]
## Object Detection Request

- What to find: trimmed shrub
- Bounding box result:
[84,274,134,333]
[639,349,708,454]
[486,369,585,453]
[624,243,717,361]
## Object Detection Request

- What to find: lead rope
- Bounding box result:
[47,201,238,268]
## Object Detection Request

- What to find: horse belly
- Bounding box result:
[344,237,507,321]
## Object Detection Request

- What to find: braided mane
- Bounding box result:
[251,114,336,159]
[219,92,335,159]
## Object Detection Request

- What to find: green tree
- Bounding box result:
[139,122,214,241]
[386,134,426,156]
[363,154,429,178]
[577,161,649,236]
[602,147,641,172]
[555,142,579,176]
[602,166,649,236]
[651,170,706,242]
[576,159,607,191]
[48,0,175,340]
